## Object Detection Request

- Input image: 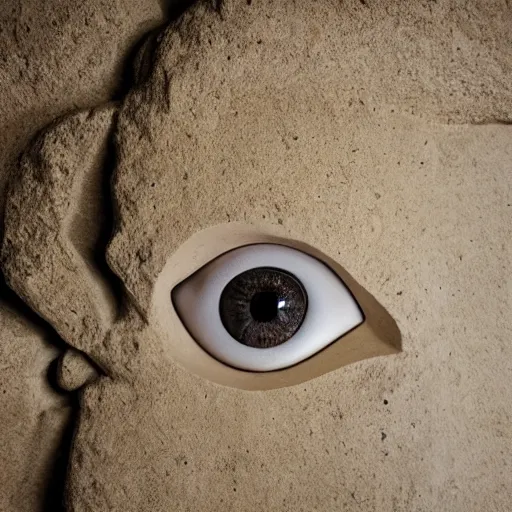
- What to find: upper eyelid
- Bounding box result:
[156,229,284,288]
[152,223,364,312]
[175,241,364,321]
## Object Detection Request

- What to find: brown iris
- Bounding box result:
[219,267,308,348]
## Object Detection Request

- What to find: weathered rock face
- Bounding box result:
[2,107,117,366]
[1,1,512,511]
[0,0,164,510]
[109,0,512,313]
[0,0,164,226]
[0,297,70,512]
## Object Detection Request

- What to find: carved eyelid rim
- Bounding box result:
[168,241,366,372]
[152,224,401,389]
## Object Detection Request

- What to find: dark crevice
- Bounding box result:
[470,119,512,126]
[0,2,203,511]
[41,393,79,512]
[111,28,161,101]
[37,5,205,505]
[47,356,71,397]
[92,112,130,321]
[159,0,200,21]
[112,0,200,101]
[0,273,77,512]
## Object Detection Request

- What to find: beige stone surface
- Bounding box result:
[109,0,512,313]
[0,295,70,512]
[69,119,512,510]
[0,0,163,510]
[0,0,163,225]
[1,0,512,511]
[2,106,117,368]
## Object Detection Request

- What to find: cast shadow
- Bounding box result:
[0,274,73,511]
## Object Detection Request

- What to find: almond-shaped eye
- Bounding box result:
[171,244,364,372]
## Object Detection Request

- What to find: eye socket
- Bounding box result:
[171,244,364,372]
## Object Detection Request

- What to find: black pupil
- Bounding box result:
[250,291,280,322]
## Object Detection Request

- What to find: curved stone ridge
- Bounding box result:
[1,106,116,371]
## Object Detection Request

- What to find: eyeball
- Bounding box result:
[171,244,364,372]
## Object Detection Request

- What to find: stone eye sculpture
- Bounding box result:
[1,0,511,510]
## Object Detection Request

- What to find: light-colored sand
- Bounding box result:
[1,1,511,511]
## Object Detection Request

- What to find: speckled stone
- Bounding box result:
[1,1,511,511]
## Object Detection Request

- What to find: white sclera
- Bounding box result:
[172,244,364,372]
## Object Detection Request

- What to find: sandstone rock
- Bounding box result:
[72,2,512,510]
[0,1,164,508]
[2,1,512,511]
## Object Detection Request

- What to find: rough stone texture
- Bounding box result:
[109,0,512,314]
[0,0,163,509]
[69,121,512,511]
[0,296,70,512]
[1,0,512,511]
[78,2,512,510]
[58,349,101,392]
[0,0,163,227]
[2,106,116,370]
